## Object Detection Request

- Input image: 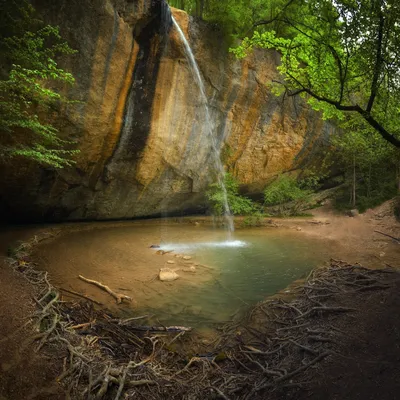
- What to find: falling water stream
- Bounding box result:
[171,17,234,233]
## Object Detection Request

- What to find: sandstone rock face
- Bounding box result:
[0,2,333,222]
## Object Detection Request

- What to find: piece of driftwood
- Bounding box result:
[78,275,132,304]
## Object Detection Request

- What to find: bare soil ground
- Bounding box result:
[0,201,399,399]
[0,261,65,399]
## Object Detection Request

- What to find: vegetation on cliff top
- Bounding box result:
[0,0,78,168]
[169,0,294,38]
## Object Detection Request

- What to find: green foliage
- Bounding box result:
[263,174,315,216]
[206,173,256,215]
[169,0,292,39]
[232,0,400,147]
[241,212,264,227]
[264,175,312,206]
[0,0,79,168]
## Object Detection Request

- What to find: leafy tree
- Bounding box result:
[206,173,256,215]
[0,0,79,168]
[232,0,400,148]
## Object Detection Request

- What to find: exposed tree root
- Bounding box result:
[60,287,103,305]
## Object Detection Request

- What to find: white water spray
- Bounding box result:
[171,17,234,233]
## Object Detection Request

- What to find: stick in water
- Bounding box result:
[78,275,132,304]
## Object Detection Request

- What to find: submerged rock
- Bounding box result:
[159,268,179,282]
[167,260,175,264]
[183,256,192,260]
[182,266,196,273]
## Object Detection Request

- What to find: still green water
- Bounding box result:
[142,227,329,326]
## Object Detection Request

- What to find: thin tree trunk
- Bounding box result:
[397,162,400,194]
[367,163,372,198]
[352,154,356,208]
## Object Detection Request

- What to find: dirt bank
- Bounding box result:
[0,260,64,399]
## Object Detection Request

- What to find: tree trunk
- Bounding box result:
[397,162,400,194]
[367,163,372,199]
[352,154,356,208]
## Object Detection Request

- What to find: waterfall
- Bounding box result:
[171,16,234,233]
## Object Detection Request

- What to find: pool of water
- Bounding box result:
[33,223,331,328]
[153,227,329,325]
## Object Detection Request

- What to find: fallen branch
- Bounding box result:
[78,275,132,304]
[374,230,400,243]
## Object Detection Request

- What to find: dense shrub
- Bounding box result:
[206,173,256,216]
[264,175,312,206]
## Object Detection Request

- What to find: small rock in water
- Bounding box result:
[380,252,386,257]
[182,266,196,273]
[296,227,302,231]
[183,256,192,260]
[159,268,179,282]
[194,222,200,226]
[167,260,175,264]
[174,254,183,258]
[150,244,160,248]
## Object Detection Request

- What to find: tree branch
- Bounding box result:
[284,76,400,147]
[366,8,385,113]
[252,0,297,28]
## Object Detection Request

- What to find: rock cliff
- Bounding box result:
[0,0,333,221]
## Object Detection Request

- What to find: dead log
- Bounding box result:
[78,275,132,304]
